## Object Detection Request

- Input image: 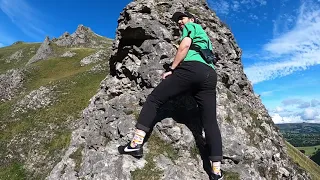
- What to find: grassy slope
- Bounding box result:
[297,145,320,157]
[0,42,111,179]
[285,141,320,180]
[0,43,41,73]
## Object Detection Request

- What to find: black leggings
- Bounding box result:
[136,61,222,162]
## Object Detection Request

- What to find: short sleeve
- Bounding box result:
[180,23,196,41]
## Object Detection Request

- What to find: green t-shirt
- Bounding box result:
[180,22,215,69]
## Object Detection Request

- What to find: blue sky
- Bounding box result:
[209,0,320,124]
[1,0,320,124]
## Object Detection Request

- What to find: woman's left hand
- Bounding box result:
[161,71,172,79]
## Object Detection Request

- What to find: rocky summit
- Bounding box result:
[45,0,311,180]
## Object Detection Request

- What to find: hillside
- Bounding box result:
[277,123,320,147]
[0,25,113,179]
[276,123,320,167]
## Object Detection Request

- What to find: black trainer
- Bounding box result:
[118,142,143,158]
[209,170,224,180]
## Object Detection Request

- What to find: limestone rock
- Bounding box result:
[61,51,76,58]
[80,50,108,66]
[53,25,109,48]
[13,86,57,115]
[27,36,53,64]
[0,69,24,102]
[5,50,23,63]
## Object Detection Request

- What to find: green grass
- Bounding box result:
[0,43,41,73]
[297,145,320,157]
[0,162,26,180]
[224,171,240,180]
[190,144,200,161]
[24,48,96,91]
[285,141,320,180]
[45,131,72,155]
[185,7,200,17]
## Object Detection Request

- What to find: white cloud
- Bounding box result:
[0,0,48,40]
[272,113,305,124]
[271,113,320,124]
[209,0,230,15]
[272,113,284,124]
[209,0,266,15]
[232,1,240,11]
[270,102,320,123]
[311,99,320,107]
[249,14,259,20]
[298,102,310,108]
[0,42,4,47]
[282,98,304,106]
[245,0,320,84]
[256,0,267,5]
[275,106,284,113]
[301,108,319,120]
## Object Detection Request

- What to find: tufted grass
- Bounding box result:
[69,144,85,173]
[224,171,240,180]
[0,162,26,180]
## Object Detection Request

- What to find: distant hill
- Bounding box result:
[276,123,320,147]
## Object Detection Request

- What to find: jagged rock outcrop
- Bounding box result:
[80,50,108,66]
[61,51,76,58]
[47,0,311,180]
[53,25,110,48]
[27,36,53,64]
[0,69,24,102]
[26,25,111,65]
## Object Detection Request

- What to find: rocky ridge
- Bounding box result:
[47,0,311,180]
[52,25,111,48]
[27,25,111,65]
